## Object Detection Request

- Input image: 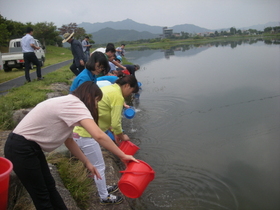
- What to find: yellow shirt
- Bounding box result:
[73,84,124,137]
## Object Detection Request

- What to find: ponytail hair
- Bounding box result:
[115,75,139,93]
[72,81,103,123]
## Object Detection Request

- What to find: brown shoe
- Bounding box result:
[37,77,44,81]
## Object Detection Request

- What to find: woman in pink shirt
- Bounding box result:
[4,81,137,209]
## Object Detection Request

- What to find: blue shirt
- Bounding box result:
[70,69,96,92]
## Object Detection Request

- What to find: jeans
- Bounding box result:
[4,133,67,210]
[73,134,108,199]
[84,51,90,62]
[23,52,42,81]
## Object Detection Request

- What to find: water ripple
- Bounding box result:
[141,165,238,210]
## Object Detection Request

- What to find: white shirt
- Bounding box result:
[109,61,116,71]
[21,34,35,53]
[97,80,112,88]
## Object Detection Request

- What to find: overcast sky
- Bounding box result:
[0,0,279,29]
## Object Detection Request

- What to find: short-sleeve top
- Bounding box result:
[13,94,93,152]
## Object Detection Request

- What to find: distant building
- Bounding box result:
[173,33,181,37]
[163,27,173,38]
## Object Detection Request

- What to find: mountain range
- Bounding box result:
[78,19,279,44]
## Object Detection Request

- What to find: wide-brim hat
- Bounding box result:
[62,32,74,43]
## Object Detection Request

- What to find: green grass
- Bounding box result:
[47,154,95,209]
[44,45,73,66]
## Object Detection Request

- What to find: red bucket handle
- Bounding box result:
[120,170,155,174]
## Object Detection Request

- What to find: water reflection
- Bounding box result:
[123,40,280,210]
[126,38,280,63]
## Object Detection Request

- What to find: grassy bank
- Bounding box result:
[47,154,95,209]
[0,66,74,130]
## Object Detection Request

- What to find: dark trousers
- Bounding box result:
[23,52,42,82]
[70,62,84,76]
[84,51,90,62]
[4,133,67,210]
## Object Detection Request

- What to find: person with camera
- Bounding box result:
[82,36,92,62]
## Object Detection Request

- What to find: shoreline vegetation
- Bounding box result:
[0,34,279,209]
[101,33,280,50]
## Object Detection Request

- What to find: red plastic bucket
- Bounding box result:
[118,160,155,198]
[0,157,13,210]
[119,141,140,155]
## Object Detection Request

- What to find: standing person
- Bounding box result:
[62,32,86,76]
[21,27,44,82]
[4,81,138,209]
[69,51,110,92]
[82,36,91,62]
[116,44,125,57]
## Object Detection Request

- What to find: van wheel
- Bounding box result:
[4,66,12,72]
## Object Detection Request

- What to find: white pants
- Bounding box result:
[73,135,108,199]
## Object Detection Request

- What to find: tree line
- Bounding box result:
[0,15,94,48]
[178,26,280,39]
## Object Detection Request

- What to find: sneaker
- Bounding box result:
[100,194,123,205]
[107,185,119,194]
[37,77,44,81]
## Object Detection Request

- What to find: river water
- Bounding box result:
[122,39,280,210]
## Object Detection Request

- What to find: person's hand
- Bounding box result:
[115,133,130,145]
[121,134,130,141]
[85,161,101,180]
[124,104,130,109]
[114,135,121,146]
[120,154,139,165]
[80,60,85,66]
